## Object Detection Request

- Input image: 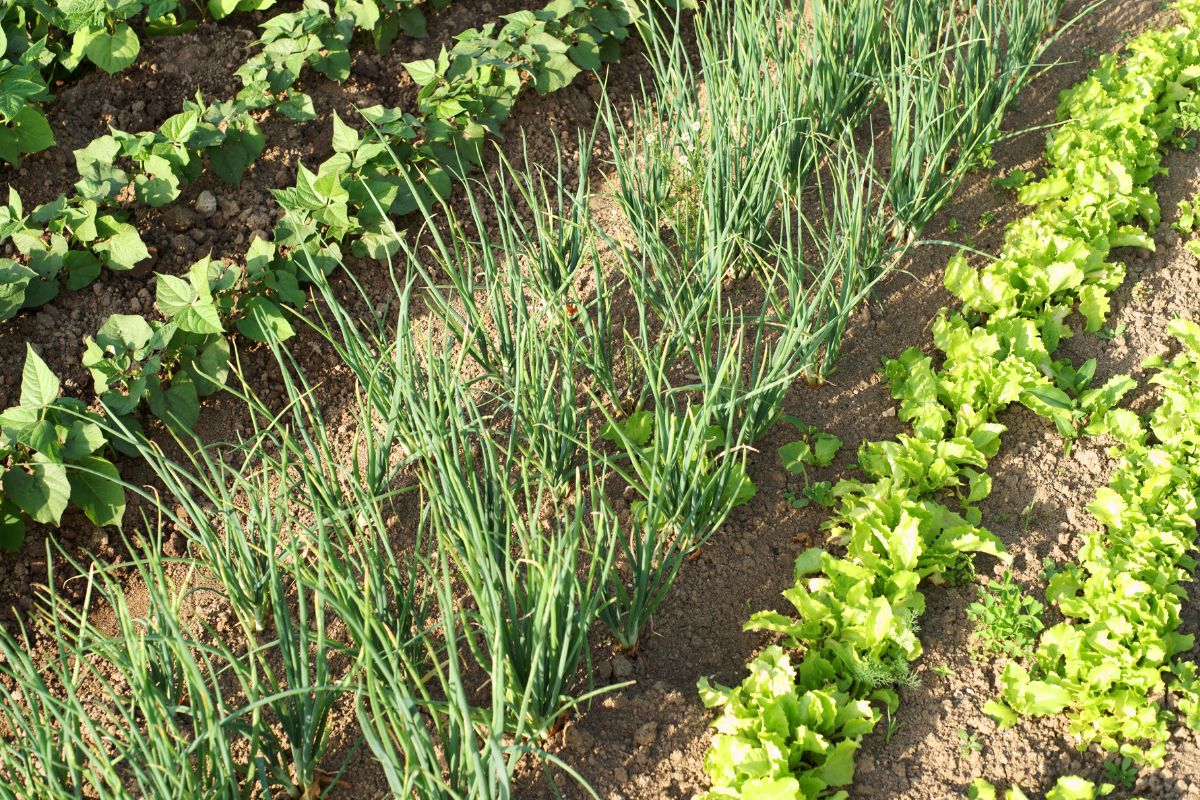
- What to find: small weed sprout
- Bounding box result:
[966,571,1045,658]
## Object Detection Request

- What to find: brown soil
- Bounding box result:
[1,1,1199,799]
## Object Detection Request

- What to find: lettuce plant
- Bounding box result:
[702,2,1200,794]
[968,776,1139,800]
[986,321,1200,765]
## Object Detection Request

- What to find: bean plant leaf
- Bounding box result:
[84,24,141,74]
[236,296,295,342]
[3,456,70,525]
[0,500,26,551]
[19,344,59,408]
[0,105,55,164]
[68,456,125,527]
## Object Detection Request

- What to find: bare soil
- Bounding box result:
[0,1,1198,799]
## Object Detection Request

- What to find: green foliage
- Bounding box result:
[597,402,756,651]
[1172,194,1198,233]
[704,2,1200,795]
[779,417,844,510]
[958,728,983,758]
[966,571,1045,658]
[883,0,1065,234]
[986,320,1200,766]
[779,416,843,475]
[969,776,1138,800]
[0,346,124,547]
[81,251,305,436]
[992,169,1034,191]
[698,647,880,800]
[1172,192,1200,263]
[0,187,148,316]
[0,27,55,163]
[1103,756,1138,788]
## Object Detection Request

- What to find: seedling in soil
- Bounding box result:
[966,571,1045,658]
[779,418,843,473]
[1020,500,1037,533]
[991,170,1033,192]
[1173,195,1199,233]
[779,418,843,507]
[784,480,837,510]
[1104,756,1138,788]
[958,729,983,758]
[942,553,977,588]
[931,664,957,679]
[1097,322,1127,341]
[1040,557,1065,581]
[885,710,902,744]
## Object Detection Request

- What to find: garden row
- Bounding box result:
[0,0,1091,797]
[1,0,460,320]
[0,0,1067,545]
[699,2,1200,798]
[0,0,450,163]
[0,0,646,546]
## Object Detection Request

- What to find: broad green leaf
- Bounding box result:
[147,373,200,435]
[0,499,26,550]
[983,698,1018,728]
[94,223,149,271]
[187,337,231,396]
[602,410,653,447]
[0,105,55,164]
[3,456,70,524]
[1045,776,1105,800]
[135,154,182,206]
[331,111,360,153]
[84,24,140,74]
[236,296,294,342]
[532,52,581,94]
[1019,680,1073,715]
[779,440,812,473]
[968,779,998,800]
[816,738,858,787]
[811,433,842,467]
[62,421,107,461]
[68,456,125,527]
[1078,285,1109,332]
[156,270,223,334]
[0,259,35,320]
[404,59,440,86]
[1169,318,1200,354]
[794,548,825,576]
[720,462,756,508]
[211,120,266,184]
[19,344,59,408]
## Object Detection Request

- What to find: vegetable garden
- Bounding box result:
[0,0,1198,797]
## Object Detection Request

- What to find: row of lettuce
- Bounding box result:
[0,0,652,548]
[0,1,864,794]
[699,2,1200,797]
[0,0,1114,794]
[0,0,453,163]
[970,776,1145,800]
[986,318,1200,762]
